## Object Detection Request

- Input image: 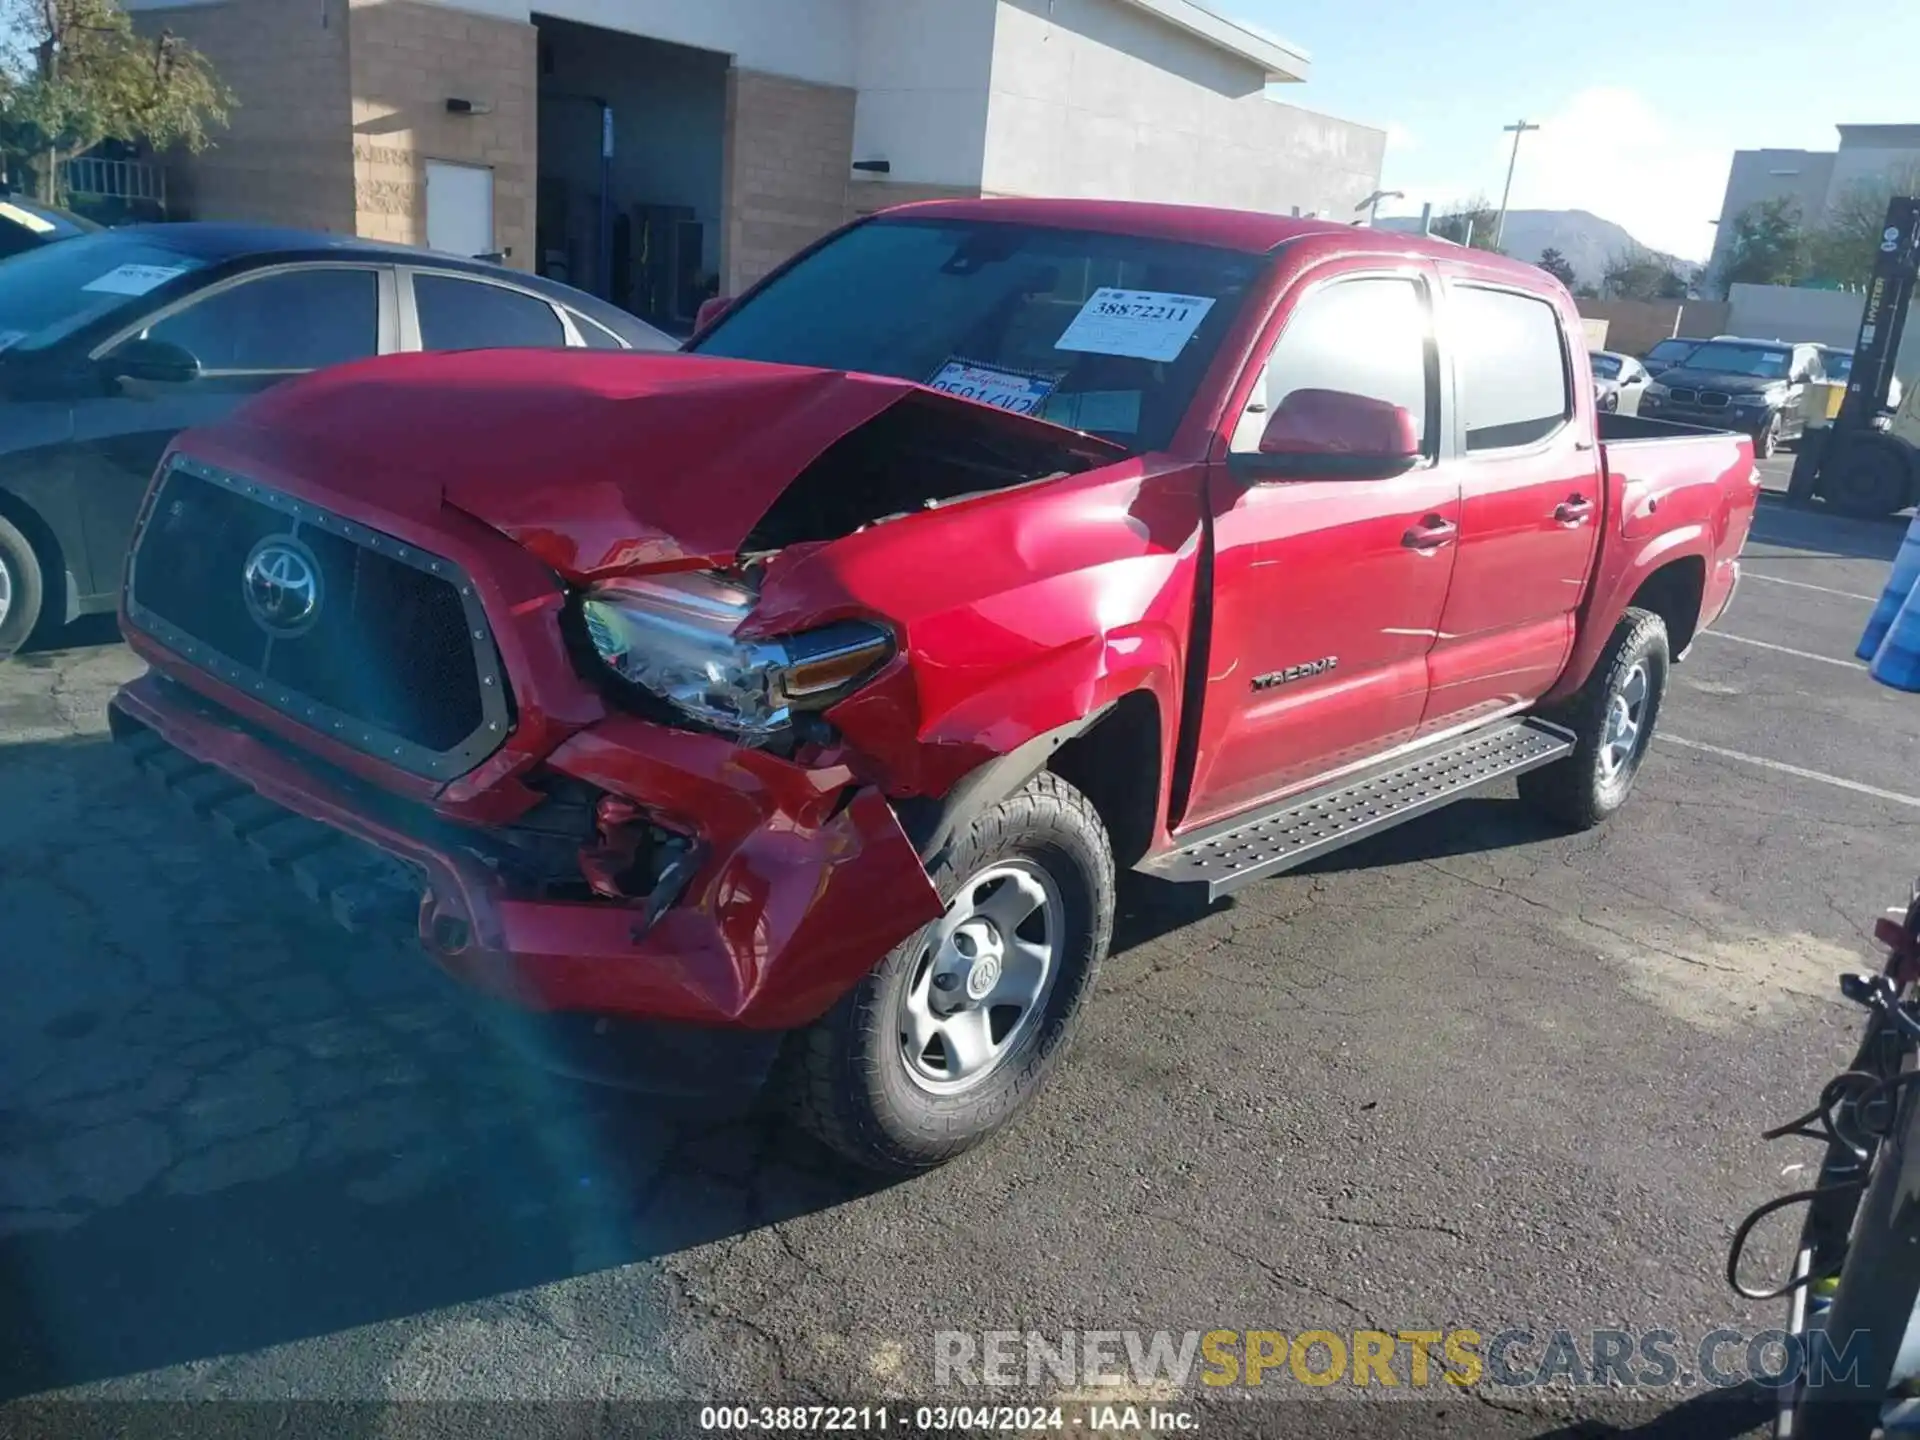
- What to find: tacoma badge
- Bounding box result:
[1251,657,1338,691]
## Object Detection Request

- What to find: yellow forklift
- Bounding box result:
[1788,195,1920,518]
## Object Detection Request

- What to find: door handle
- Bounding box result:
[1554,496,1594,525]
[1402,515,1458,550]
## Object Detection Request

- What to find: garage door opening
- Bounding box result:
[534,18,726,335]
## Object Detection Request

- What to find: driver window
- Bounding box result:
[141,267,379,372]
[1231,276,1434,453]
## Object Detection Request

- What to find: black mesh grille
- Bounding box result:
[127,460,511,778]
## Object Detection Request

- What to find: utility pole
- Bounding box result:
[1495,119,1539,251]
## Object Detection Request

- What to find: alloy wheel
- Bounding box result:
[898,860,1064,1095]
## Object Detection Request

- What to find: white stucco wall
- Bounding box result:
[980,0,1383,217]
[849,0,998,189]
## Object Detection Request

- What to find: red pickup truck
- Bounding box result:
[109,200,1758,1173]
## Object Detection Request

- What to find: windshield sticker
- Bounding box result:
[1763,352,1787,364]
[1044,389,1143,434]
[926,358,1062,416]
[0,331,25,354]
[0,202,55,236]
[82,263,194,297]
[1054,288,1216,364]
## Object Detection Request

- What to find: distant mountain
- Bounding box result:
[1375,208,1693,290]
[1495,210,1691,289]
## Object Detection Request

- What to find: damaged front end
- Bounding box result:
[114,347,1176,1072]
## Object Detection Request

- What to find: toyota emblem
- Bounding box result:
[242,535,323,636]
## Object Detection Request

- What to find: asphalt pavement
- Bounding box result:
[2,460,1917,1437]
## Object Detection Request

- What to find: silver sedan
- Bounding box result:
[1591,350,1652,416]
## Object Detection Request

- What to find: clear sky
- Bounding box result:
[1238,0,1920,262]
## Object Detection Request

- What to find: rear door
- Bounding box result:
[71,262,392,600]
[1180,260,1461,829]
[1419,273,1601,734]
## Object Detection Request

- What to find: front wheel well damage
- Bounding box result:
[1047,690,1162,870]
[1628,556,1705,657]
[891,690,1165,874]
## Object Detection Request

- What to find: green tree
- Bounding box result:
[1601,244,1688,301]
[1807,163,1920,288]
[0,0,231,203]
[1535,246,1577,289]
[1431,195,1504,252]
[1716,196,1808,290]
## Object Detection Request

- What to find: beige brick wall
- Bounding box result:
[348,0,537,270]
[721,68,856,295]
[140,0,355,233]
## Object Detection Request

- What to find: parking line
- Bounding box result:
[1695,631,1865,668]
[1659,735,1920,810]
[1738,572,1878,603]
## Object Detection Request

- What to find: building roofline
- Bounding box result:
[1110,0,1311,82]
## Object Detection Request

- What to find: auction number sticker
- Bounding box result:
[1054,287,1216,363]
[926,358,1061,416]
[83,263,194,297]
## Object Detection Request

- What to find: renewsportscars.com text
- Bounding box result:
[935,1327,1876,1391]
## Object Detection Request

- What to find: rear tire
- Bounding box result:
[789,772,1114,1175]
[0,513,47,663]
[1519,608,1670,831]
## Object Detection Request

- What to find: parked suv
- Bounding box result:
[111,200,1759,1173]
[1639,336,1824,458]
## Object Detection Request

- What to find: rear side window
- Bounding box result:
[1242,275,1433,452]
[414,274,566,350]
[570,312,626,350]
[1453,286,1571,451]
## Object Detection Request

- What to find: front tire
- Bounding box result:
[0,513,48,663]
[1519,608,1670,830]
[789,772,1114,1175]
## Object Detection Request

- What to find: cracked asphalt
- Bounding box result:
[3,465,1918,1436]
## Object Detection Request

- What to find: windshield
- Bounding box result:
[1646,339,1699,363]
[1824,351,1853,379]
[0,230,206,354]
[1672,341,1791,379]
[1590,353,1622,379]
[690,217,1265,452]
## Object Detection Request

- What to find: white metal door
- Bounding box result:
[425,161,494,258]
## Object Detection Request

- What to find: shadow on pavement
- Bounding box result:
[17,614,123,658]
[0,734,890,1400]
[1747,492,1908,563]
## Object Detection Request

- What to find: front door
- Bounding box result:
[1419,274,1601,734]
[70,263,388,601]
[1180,263,1461,831]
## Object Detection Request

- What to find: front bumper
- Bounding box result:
[1643,399,1774,435]
[110,669,943,1044]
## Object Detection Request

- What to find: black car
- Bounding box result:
[1637,337,1825,459]
[0,223,676,659]
[0,194,100,261]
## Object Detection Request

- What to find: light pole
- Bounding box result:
[1494,119,1539,251]
[1354,189,1404,227]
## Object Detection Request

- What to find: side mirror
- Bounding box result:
[693,295,734,335]
[1233,388,1422,480]
[106,338,201,387]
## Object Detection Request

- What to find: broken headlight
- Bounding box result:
[580,571,894,742]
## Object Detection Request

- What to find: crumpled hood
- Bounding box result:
[219,348,1118,578]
